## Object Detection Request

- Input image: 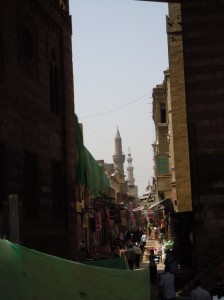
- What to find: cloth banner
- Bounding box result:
[0,239,150,300]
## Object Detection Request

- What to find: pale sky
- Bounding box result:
[70,0,168,196]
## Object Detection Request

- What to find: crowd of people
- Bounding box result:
[125,243,140,270]
[77,226,224,300]
[77,230,224,300]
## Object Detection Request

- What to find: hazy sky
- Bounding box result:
[70,0,168,196]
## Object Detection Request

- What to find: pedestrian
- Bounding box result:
[124,229,131,243]
[139,242,144,260]
[147,221,152,238]
[112,246,120,258]
[149,249,157,284]
[164,250,178,274]
[210,275,224,300]
[141,232,147,253]
[159,231,164,244]
[138,227,143,243]
[158,266,176,300]
[190,279,211,300]
[125,243,136,270]
[133,243,142,269]
[78,240,87,261]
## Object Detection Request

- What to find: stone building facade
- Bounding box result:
[144,0,224,282]
[166,3,192,213]
[181,1,224,281]
[152,83,172,201]
[0,0,76,259]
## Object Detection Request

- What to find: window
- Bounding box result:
[22,27,34,60]
[19,20,38,74]
[160,103,167,123]
[52,161,63,219]
[0,31,3,81]
[0,144,6,210]
[49,50,60,115]
[24,152,39,218]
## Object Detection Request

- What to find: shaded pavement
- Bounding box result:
[139,239,165,300]
[139,239,191,300]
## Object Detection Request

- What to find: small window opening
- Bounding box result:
[49,50,60,115]
[24,152,39,218]
[52,161,63,219]
[22,27,34,60]
[160,103,167,123]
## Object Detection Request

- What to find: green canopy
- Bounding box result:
[0,239,150,300]
[75,115,110,197]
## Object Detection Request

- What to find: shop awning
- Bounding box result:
[132,206,144,212]
[148,198,168,210]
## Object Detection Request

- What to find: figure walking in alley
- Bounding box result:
[210,275,224,299]
[149,249,158,284]
[164,250,178,274]
[78,240,87,261]
[133,243,142,269]
[140,232,147,254]
[147,221,152,239]
[158,266,176,300]
[190,279,211,300]
[125,244,136,270]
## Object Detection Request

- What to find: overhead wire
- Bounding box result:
[77,91,154,194]
[79,91,152,119]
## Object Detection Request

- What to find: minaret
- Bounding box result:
[127,148,135,186]
[113,127,125,173]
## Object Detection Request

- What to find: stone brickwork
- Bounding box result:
[145,0,224,281]
[181,0,224,279]
[164,70,178,208]
[167,3,192,212]
[152,84,172,198]
[0,0,76,259]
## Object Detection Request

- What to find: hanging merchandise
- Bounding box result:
[105,208,111,231]
[128,203,135,226]
[76,185,84,213]
[148,211,153,219]
[76,201,82,213]
[120,210,127,226]
[83,212,89,229]
[95,212,102,232]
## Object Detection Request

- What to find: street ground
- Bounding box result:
[139,239,191,300]
[139,239,165,300]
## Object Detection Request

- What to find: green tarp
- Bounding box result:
[81,256,127,269]
[75,115,110,197]
[0,240,150,300]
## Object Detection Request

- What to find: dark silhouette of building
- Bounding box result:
[141,0,224,283]
[0,0,76,259]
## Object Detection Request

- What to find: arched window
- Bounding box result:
[49,50,60,115]
[0,31,3,81]
[24,152,39,219]
[22,27,34,60]
[0,144,6,210]
[52,160,63,219]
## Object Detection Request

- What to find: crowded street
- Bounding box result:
[1,0,224,299]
